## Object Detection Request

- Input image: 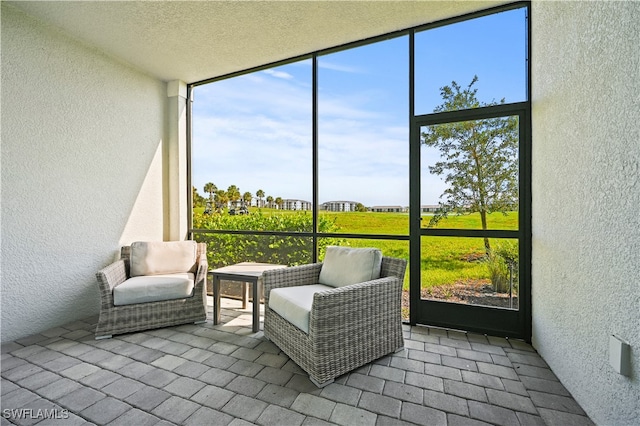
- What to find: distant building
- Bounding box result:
[370,205,406,213]
[320,201,359,212]
[282,199,312,211]
[421,205,441,213]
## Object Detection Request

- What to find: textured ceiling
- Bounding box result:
[7,1,506,84]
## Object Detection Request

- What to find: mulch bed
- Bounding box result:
[401,279,518,321]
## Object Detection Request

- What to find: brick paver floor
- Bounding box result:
[1,298,594,425]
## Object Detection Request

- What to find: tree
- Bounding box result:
[355,203,367,212]
[227,185,241,208]
[215,189,229,212]
[421,76,518,253]
[204,182,217,203]
[275,197,283,210]
[192,186,206,208]
[242,191,252,207]
[256,189,265,208]
[266,195,274,208]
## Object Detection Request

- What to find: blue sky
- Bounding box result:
[192,7,526,207]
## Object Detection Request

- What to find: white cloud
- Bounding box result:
[263,69,294,80]
[317,60,363,74]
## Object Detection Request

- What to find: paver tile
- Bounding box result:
[537,407,595,426]
[198,366,237,387]
[101,377,145,399]
[125,385,172,411]
[151,395,200,424]
[401,402,447,426]
[461,370,504,390]
[290,393,336,420]
[80,396,131,424]
[226,375,267,397]
[486,388,537,414]
[444,379,487,402]
[184,406,234,426]
[255,365,294,386]
[138,367,179,388]
[57,386,105,411]
[404,371,444,392]
[513,363,558,381]
[222,393,269,422]
[257,404,306,426]
[16,370,60,390]
[108,407,162,426]
[383,381,423,404]
[468,400,519,426]
[516,411,547,426]
[519,375,571,396]
[227,359,264,377]
[369,364,406,383]
[256,384,302,408]
[163,376,206,398]
[442,355,478,372]
[528,390,587,415]
[423,388,469,416]
[476,362,519,380]
[358,391,402,418]
[330,402,377,426]
[346,373,385,393]
[320,382,361,406]
[447,413,492,426]
[191,384,236,410]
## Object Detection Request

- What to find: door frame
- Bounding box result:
[409,103,532,340]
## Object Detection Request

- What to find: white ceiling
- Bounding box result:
[7,1,507,84]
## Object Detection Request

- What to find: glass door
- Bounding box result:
[410,106,530,339]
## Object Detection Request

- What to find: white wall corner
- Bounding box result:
[167,80,188,240]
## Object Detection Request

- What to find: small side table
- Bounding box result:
[210,262,287,332]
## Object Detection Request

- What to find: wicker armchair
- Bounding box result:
[262,255,407,387]
[95,242,208,339]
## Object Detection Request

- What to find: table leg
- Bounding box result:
[242,282,249,309]
[252,278,260,333]
[213,275,221,325]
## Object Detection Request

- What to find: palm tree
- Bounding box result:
[203,182,217,203]
[266,195,273,209]
[256,189,265,208]
[242,191,252,207]
[227,185,240,208]
[215,189,229,212]
[275,197,283,210]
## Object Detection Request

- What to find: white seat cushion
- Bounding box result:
[318,246,382,288]
[269,284,333,333]
[113,272,195,306]
[130,241,197,277]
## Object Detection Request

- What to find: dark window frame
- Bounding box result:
[187,1,531,339]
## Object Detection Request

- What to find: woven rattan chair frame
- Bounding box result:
[94,242,208,339]
[263,256,407,387]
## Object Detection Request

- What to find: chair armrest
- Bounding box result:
[96,259,128,308]
[262,263,322,301]
[309,275,403,336]
[194,252,208,296]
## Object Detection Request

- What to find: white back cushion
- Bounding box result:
[130,241,197,277]
[318,246,382,288]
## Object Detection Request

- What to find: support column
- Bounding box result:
[167,80,188,241]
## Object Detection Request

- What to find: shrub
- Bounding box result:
[485,240,518,293]
[193,210,346,268]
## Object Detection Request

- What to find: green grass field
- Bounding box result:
[193,207,519,290]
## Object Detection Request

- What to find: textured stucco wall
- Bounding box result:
[531,2,639,425]
[1,5,168,342]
